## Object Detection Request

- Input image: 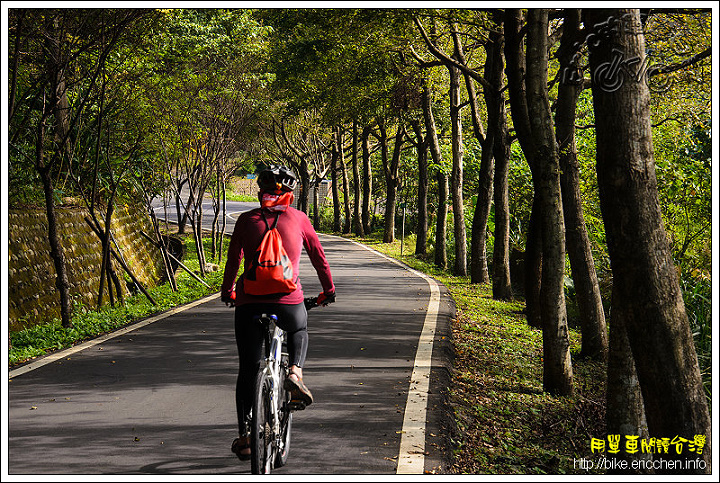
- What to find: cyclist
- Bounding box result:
[221,165,336,460]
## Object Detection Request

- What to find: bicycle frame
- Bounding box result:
[263,316,286,457]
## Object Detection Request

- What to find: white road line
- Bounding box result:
[331,235,441,475]
[9,293,219,379]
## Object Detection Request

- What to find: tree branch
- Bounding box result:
[413,15,493,90]
[647,46,711,77]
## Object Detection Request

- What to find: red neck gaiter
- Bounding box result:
[260,190,294,212]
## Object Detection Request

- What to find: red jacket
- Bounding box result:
[221,207,335,305]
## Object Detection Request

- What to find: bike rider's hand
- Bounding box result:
[222,290,236,307]
[317,290,335,307]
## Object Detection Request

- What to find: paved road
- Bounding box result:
[7,234,455,475]
[151,197,257,235]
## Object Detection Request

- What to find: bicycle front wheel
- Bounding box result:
[251,369,274,474]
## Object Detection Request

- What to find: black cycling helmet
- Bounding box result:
[257,165,298,193]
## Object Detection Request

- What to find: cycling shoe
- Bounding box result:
[284,375,313,407]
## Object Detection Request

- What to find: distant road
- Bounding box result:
[151,197,259,235]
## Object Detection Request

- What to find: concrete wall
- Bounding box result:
[7,206,164,331]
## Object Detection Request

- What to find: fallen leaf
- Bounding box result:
[30,406,37,410]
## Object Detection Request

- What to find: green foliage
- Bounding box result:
[682,275,712,404]
[654,118,712,277]
[507,143,534,249]
[259,8,418,123]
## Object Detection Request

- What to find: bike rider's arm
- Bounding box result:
[221,214,246,305]
[300,212,335,303]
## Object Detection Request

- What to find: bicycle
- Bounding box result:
[249,296,320,474]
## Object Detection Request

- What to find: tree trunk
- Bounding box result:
[39,164,73,327]
[411,114,428,257]
[606,286,650,472]
[351,121,364,236]
[382,124,403,243]
[331,138,342,232]
[485,25,513,300]
[448,63,467,276]
[492,110,512,300]
[422,83,448,269]
[435,171,448,269]
[361,125,373,234]
[298,158,310,213]
[556,9,608,361]
[211,167,221,262]
[504,9,543,327]
[97,202,117,309]
[219,176,226,265]
[38,20,72,328]
[586,8,711,472]
[524,204,543,328]
[526,9,573,396]
[338,126,351,234]
[461,34,492,284]
[313,175,321,227]
[175,176,193,235]
[470,138,493,283]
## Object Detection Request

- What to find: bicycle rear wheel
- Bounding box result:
[250,369,274,474]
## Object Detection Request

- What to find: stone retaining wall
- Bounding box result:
[8,206,164,331]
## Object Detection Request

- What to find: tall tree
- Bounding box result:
[351,122,365,236]
[337,125,352,233]
[484,19,513,300]
[448,60,467,276]
[374,119,406,243]
[504,9,543,329]
[555,9,608,360]
[585,8,711,471]
[410,112,429,257]
[421,83,449,269]
[526,9,573,396]
[360,125,374,234]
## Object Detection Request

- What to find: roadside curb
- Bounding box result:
[320,234,458,475]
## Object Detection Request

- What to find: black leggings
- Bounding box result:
[234,301,308,434]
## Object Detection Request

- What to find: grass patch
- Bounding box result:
[334,231,607,475]
[225,192,258,202]
[9,235,222,368]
